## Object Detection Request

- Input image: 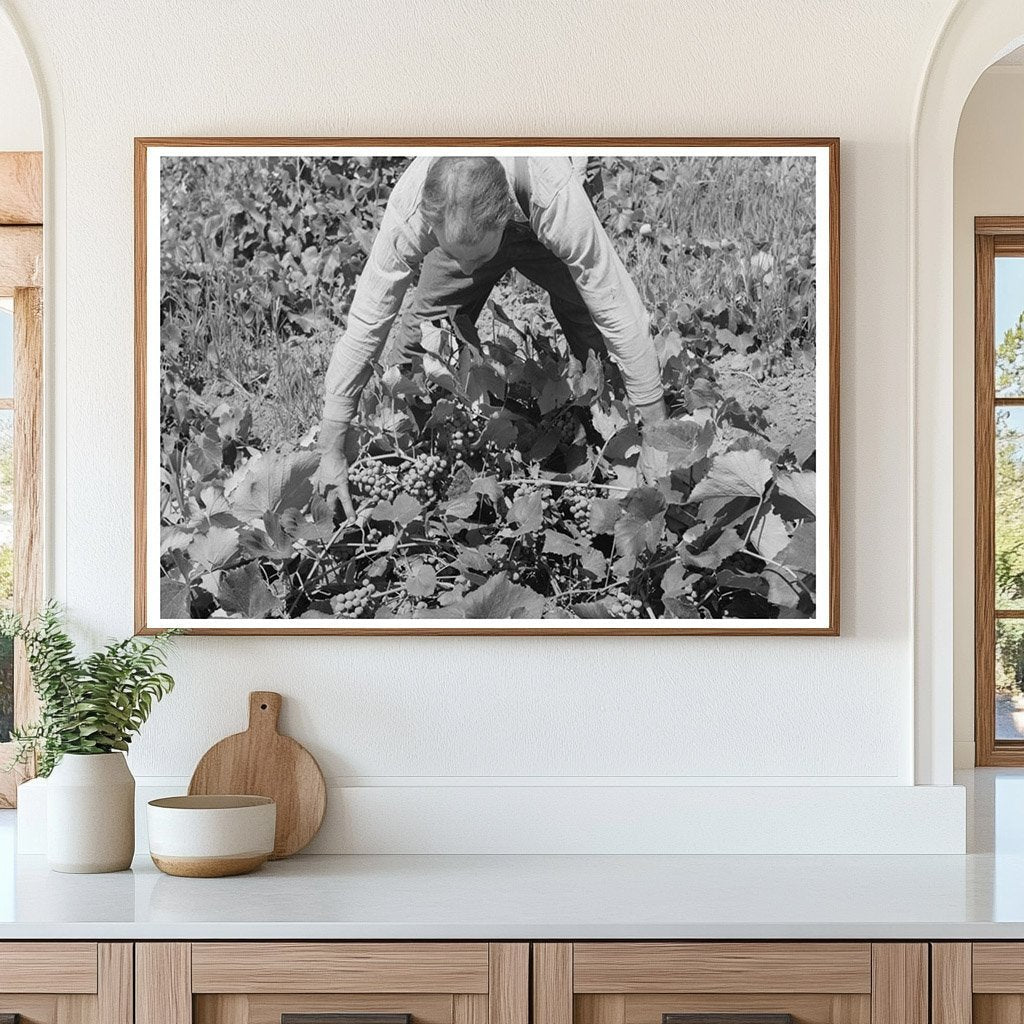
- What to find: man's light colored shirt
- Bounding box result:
[323,155,664,423]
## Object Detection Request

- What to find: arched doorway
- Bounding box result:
[913,1,1024,785]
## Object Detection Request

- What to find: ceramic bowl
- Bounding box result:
[147,795,276,877]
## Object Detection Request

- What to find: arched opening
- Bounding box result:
[913,1,1024,785]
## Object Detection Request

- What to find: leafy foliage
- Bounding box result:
[159,155,819,622]
[1,604,178,776]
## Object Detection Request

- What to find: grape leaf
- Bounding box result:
[508,491,543,534]
[776,471,816,516]
[370,493,423,525]
[590,497,622,534]
[689,450,772,502]
[226,450,319,522]
[614,487,666,565]
[217,562,280,618]
[749,510,791,561]
[189,525,240,569]
[456,573,545,618]
[160,575,190,618]
[777,521,816,574]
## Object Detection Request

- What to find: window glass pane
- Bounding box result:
[996,408,1024,609]
[998,620,1024,740]
[0,409,11,742]
[996,256,1024,397]
[0,305,12,399]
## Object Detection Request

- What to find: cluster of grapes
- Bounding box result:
[550,406,581,446]
[512,483,554,516]
[331,582,376,619]
[606,593,644,619]
[446,407,479,460]
[561,484,596,534]
[402,452,448,502]
[348,460,399,503]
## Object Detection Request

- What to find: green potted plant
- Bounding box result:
[2,603,178,873]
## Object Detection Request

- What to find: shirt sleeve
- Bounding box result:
[531,170,664,408]
[322,202,420,424]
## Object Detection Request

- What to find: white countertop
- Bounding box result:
[0,769,1021,941]
[0,849,1020,940]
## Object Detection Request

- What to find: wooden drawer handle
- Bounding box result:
[283,1016,411,1024]
[664,1016,794,1024]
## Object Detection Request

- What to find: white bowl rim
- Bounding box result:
[148,795,275,810]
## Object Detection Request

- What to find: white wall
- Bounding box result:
[0,9,39,151]
[2,0,972,851]
[952,65,1024,767]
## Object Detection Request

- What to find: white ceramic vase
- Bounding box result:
[46,752,135,873]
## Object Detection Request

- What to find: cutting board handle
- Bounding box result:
[248,691,282,734]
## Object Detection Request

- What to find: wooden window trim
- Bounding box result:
[0,152,43,807]
[975,217,1024,765]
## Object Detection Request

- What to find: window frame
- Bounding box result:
[975,217,1024,765]
[0,151,43,807]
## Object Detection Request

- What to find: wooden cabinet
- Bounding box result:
[0,943,131,1024]
[532,944,928,1024]
[932,943,1024,1024]
[136,944,528,1024]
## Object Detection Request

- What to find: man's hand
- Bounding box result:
[636,397,670,485]
[314,418,357,522]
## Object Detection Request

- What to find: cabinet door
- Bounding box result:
[533,944,928,1024]
[0,943,131,1024]
[137,943,528,1024]
[940,943,1024,1024]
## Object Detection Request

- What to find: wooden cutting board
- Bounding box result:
[188,691,326,859]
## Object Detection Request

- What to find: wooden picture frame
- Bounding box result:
[135,137,840,636]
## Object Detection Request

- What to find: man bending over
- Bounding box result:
[317,154,668,520]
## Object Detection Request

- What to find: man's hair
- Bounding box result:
[421,157,515,245]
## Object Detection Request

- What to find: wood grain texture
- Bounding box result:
[621,994,869,1024]
[976,228,998,765]
[242,995,451,1024]
[0,226,41,295]
[281,1016,411,1024]
[0,152,42,225]
[973,995,1024,1024]
[870,945,927,1024]
[188,691,326,858]
[931,945,972,1024]
[136,943,192,1024]
[14,286,43,731]
[573,943,871,994]
[0,998,58,1024]
[134,135,840,637]
[662,1016,792,1024]
[577,996,626,1024]
[98,945,133,1024]
[618,991,868,1024]
[453,995,487,1024]
[196,994,248,1024]
[488,944,528,1024]
[191,943,489,994]
[0,943,97,993]
[534,944,572,1024]
[971,943,1024,992]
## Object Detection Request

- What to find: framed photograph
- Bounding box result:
[135,137,839,635]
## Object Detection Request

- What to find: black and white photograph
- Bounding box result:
[137,140,838,634]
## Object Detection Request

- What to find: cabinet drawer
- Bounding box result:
[191,943,490,994]
[0,943,130,1024]
[534,944,925,1024]
[571,944,872,994]
[139,943,528,1024]
[0,942,98,994]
